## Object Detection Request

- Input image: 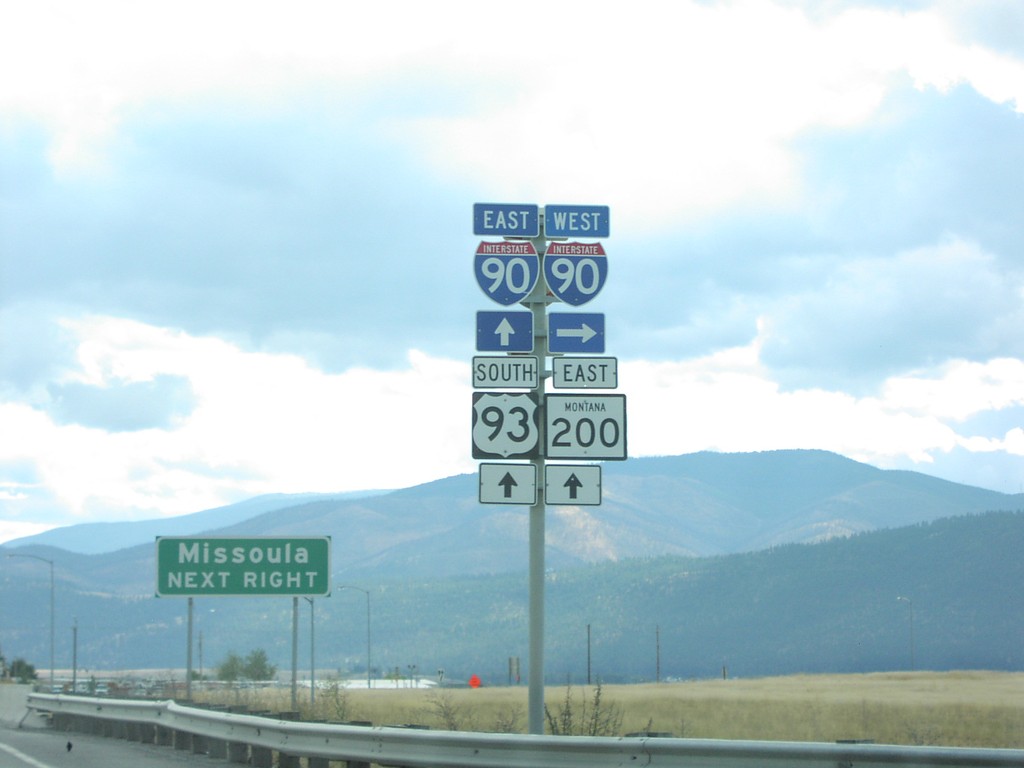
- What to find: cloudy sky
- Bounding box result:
[2,0,1023,543]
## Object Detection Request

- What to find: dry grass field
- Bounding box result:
[199,670,1024,748]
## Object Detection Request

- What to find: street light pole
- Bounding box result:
[897,596,915,670]
[72,618,78,693]
[304,597,315,706]
[7,554,54,689]
[291,596,298,710]
[340,586,371,689]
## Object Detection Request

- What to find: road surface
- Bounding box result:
[0,684,197,768]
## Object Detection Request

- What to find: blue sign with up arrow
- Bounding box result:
[548,312,605,354]
[476,311,534,352]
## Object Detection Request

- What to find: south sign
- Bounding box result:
[473,355,540,388]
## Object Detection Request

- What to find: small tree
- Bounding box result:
[545,680,623,736]
[319,680,351,722]
[243,648,276,681]
[217,651,245,682]
[9,658,38,684]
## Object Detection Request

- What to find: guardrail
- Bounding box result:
[27,693,1024,768]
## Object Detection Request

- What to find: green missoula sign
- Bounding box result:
[155,537,331,597]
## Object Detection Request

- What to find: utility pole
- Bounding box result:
[587,623,592,686]
[657,625,662,683]
[72,618,78,692]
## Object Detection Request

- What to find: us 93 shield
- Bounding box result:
[472,392,540,459]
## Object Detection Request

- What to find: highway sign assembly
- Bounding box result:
[473,355,540,388]
[548,312,605,354]
[469,201,615,737]
[545,394,627,460]
[472,392,540,459]
[475,240,540,305]
[473,203,540,237]
[545,464,601,505]
[155,536,331,597]
[477,310,534,352]
[543,242,607,305]
[544,204,610,238]
[551,356,618,389]
[479,462,538,504]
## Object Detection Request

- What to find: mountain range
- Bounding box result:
[5,491,386,555]
[8,449,1021,572]
[2,450,1021,681]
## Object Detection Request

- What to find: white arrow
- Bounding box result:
[495,317,516,346]
[555,322,597,343]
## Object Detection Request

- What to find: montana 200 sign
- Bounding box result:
[156,537,331,597]
[545,394,627,460]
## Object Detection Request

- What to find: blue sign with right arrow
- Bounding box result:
[548,312,605,354]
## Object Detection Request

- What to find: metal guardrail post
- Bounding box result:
[250,744,274,768]
[207,736,228,758]
[156,724,173,746]
[226,740,248,763]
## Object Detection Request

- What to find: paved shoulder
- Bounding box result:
[0,684,33,729]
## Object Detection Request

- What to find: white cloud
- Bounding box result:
[883,358,1024,422]
[1,310,1022,538]
[757,238,1024,388]
[0,317,476,525]
[5,1,1022,223]
[2,0,1023,537]
[1005,427,1024,455]
[620,343,958,468]
[620,329,1024,475]
[0,520,57,545]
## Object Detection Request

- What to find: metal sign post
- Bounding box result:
[523,253,551,736]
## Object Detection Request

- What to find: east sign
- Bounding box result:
[155,536,331,597]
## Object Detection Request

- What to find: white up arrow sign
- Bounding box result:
[545,465,601,505]
[495,317,517,346]
[479,463,537,505]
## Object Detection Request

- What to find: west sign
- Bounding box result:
[155,537,331,597]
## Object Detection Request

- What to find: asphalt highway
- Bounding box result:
[0,685,197,768]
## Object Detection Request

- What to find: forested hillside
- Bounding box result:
[2,511,1020,682]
